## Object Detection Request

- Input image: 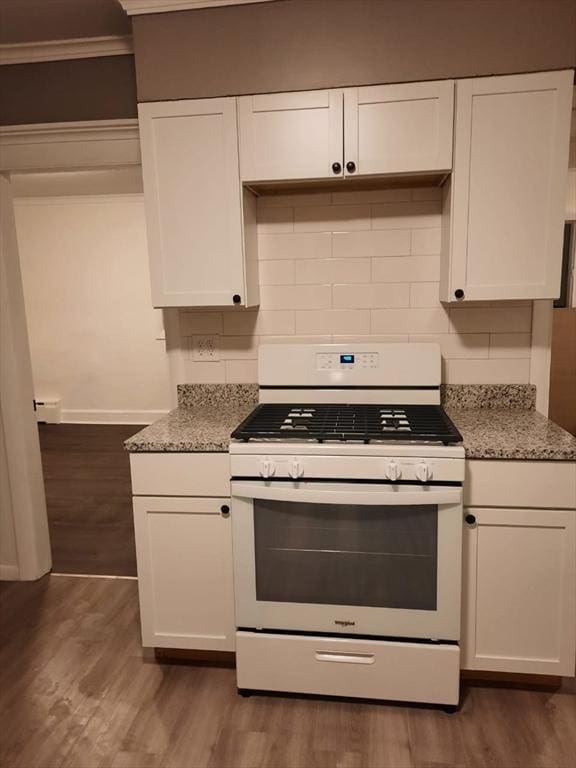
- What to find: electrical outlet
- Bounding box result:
[192,335,220,361]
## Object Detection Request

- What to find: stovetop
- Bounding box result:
[231,404,462,445]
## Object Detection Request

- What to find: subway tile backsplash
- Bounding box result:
[178,187,533,385]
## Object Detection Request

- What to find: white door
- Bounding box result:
[133,496,235,651]
[343,80,454,177]
[232,481,463,641]
[238,89,344,182]
[442,70,573,302]
[138,99,252,308]
[462,507,576,675]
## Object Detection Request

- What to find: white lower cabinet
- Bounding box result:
[462,506,576,675]
[133,496,235,651]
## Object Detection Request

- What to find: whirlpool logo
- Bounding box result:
[334,620,356,627]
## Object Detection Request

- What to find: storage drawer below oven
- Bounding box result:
[236,631,460,705]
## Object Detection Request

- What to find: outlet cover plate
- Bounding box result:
[192,334,220,361]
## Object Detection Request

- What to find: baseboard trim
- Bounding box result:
[61,409,169,425]
[0,564,20,581]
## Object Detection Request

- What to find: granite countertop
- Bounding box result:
[447,408,576,461]
[125,383,576,461]
[125,384,258,453]
[124,402,255,452]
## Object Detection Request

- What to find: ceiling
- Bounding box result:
[0,0,130,44]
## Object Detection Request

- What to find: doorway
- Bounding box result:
[11,168,171,576]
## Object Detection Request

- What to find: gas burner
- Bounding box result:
[231,403,462,445]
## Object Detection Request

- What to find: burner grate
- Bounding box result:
[231,404,462,444]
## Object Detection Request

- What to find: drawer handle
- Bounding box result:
[315,651,375,665]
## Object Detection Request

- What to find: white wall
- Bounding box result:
[14,192,171,424]
[173,186,534,385]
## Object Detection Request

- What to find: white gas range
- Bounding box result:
[229,343,465,708]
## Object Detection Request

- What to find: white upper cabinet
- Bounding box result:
[343,80,454,177]
[138,98,258,308]
[441,70,573,303]
[239,89,344,182]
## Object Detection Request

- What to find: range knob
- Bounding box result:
[386,461,401,482]
[260,459,276,479]
[416,462,432,482]
[289,458,304,479]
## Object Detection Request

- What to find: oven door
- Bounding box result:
[231,481,463,642]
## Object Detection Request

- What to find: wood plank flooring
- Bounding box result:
[38,424,140,577]
[1,575,574,768]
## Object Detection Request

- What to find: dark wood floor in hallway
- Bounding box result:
[39,424,140,576]
[0,575,574,768]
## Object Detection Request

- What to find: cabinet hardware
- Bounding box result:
[221,504,230,515]
[346,161,356,173]
[331,162,342,174]
[454,289,465,300]
[232,294,242,304]
[465,513,476,525]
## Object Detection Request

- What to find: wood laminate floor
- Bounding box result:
[0,575,574,768]
[38,424,140,577]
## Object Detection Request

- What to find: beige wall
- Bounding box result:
[174,187,533,386]
[0,56,137,126]
[14,184,171,423]
[133,0,576,102]
[0,0,130,44]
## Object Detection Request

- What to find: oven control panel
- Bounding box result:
[316,352,379,371]
[231,452,465,484]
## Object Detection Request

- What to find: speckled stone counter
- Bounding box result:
[441,383,536,410]
[447,407,576,461]
[125,384,258,453]
[125,382,575,461]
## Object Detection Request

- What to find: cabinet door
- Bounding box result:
[133,496,235,651]
[462,507,576,675]
[344,80,454,177]
[238,90,343,182]
[442,70,573,302]
[138,99,254,308]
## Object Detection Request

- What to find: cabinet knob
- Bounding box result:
[232,294,242,304]
[221,504,230,515]
[331,161,342,174]
[346,161,356,173]
[454,289,465,300]
[465,513,476,525]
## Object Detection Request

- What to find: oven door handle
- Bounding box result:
[231,481,462,506]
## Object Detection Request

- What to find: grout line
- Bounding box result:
[51,572,138,580]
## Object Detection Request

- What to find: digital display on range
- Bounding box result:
[340,354,355,364]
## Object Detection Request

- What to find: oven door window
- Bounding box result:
[254,500,438,611]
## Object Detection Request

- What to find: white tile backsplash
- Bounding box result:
[372,255,441,283]
[176,188,535,384]
[259,260,295,285]
[372,200,441,230]
[409,282,440,307]
[332,283,410,309]
[295,309,371,335]
[259,284,331,310]
[411,228,442,255]
[259,232,331,260]
[294,204,371,232]
[257,207,294,233]
[332,229,410,258]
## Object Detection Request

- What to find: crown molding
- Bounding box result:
[118,0,279,15]
[0,119,141,172]
[0,35,133,66]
